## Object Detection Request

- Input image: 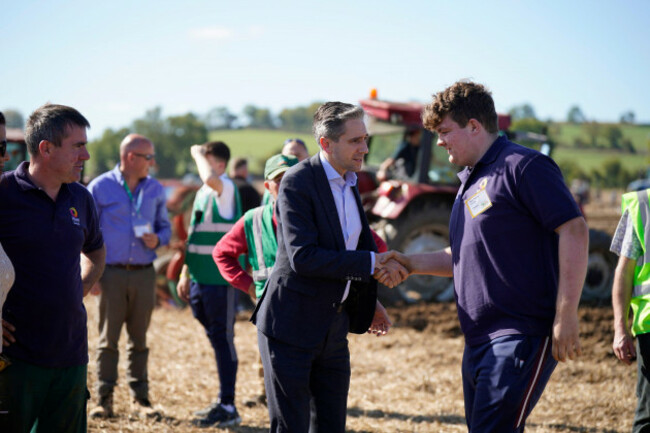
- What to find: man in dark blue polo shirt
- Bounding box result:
[0,103,106,433]
[384,81,589,433]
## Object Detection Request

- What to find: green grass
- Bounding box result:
[208,127,650,182]
[208,129,316,173]
[553,147,649,175]
[551,123,650,152]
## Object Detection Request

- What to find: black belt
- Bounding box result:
[107,263,153,271]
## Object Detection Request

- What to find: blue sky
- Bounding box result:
[3,0,649,139]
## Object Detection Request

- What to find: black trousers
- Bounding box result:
[258,311,351,433]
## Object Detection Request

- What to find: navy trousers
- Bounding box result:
[462,334,557,433]
[189,282,238,406]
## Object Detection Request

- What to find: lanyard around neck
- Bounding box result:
[123,180,144,215]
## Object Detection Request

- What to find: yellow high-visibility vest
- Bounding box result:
[623,189,650,336]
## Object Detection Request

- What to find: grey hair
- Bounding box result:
[312,102,365,144]
[25,103,90,155]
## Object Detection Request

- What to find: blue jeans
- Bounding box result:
[189,282,238,406]
[462,334,557,433]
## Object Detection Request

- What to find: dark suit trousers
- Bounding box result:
[258,310,351,433]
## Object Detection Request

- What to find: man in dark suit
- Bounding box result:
[252,101,403,432]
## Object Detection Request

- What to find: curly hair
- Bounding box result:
[422,81,498,133]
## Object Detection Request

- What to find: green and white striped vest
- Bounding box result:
[243,204,277,298]
[185,184,242,285]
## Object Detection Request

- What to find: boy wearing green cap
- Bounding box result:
[214,154,299,302]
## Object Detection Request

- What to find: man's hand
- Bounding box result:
[368,300,392,337]
[552,308,582,362]
[141,233,159,249]
[248,283,257,302]
[190,144,205,159]
[2,319,16,347]
[377,250,412,272]
[552,216,588,362]
[373,259,407,288]
[374,250,411,288]
[81,246,106,297]
[90,282,102,296]
[177,274,191,302]
[613,329,637,365]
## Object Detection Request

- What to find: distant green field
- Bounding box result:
[209,127,650,180]
[552,123,650,152]
[208,129,315,174]
[553,148,650,174]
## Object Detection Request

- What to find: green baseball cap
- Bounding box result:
[264,154,299,180]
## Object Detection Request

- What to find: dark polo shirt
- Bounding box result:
[450,136,581,346]
[0,162,104,367]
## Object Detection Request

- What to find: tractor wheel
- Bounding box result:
[382,201,454,304]
[582,228,616,301]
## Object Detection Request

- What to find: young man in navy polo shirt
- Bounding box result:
[385,81,589,432]
[0,103,106,432]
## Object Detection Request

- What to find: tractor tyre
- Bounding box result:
[582,228,616,302]
[382,201,454,304]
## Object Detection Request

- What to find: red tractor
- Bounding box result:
[358,93,615,305]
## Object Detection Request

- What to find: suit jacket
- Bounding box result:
[252,153,378,349]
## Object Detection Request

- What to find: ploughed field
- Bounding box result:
[86,191,629,432]
[85,301,633,433]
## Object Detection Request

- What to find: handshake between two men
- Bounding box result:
[372,247,454,289]
[368,248,453,336]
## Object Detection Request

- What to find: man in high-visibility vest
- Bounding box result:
[177,141,242,428]
[612,189,650,430]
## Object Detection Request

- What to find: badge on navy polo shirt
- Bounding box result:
[465,178,492,218]
[69,207,81,226]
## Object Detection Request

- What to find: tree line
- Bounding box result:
[508,103,646,188]
[510,103,639,152]
[1,103,323,179]
[2,102,645,187]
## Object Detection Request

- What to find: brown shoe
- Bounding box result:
[89,393,114,418]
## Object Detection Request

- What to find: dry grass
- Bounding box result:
[85,297,635,433]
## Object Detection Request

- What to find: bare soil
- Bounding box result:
[86,190,632,432]
[85,300,633,433]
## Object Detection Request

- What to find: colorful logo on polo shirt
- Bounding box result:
[69,207,80,226]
